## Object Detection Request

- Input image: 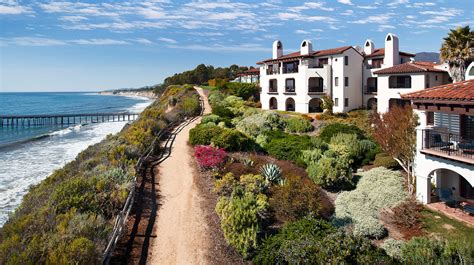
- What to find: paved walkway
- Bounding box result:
[426,202,474,228]
[147,87,211,264]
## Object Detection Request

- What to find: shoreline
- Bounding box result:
[0,97,153,226]
[99,90,157,100]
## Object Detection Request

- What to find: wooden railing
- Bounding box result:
[102,96,204,264]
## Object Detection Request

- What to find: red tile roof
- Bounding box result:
[401,79,474,102]
[238,68,260,76]
[373,61,447,75]
[257,46,352,64]
[365,48,415,58]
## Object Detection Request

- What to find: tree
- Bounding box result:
[440,26,474,82]
[370,105,418,194]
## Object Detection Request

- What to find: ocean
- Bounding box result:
[0,92,153,226]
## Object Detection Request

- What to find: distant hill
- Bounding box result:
[415,52,440,63]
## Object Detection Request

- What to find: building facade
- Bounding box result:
[401,80,474,204]
[257,33,451,114]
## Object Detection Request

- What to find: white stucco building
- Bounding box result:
[257,33,451,114]
[401,80,474,204]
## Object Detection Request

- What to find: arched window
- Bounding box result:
[367,98,377,111]
[269,97,278,110]
[308,98,323,113]
[389,76,411,88]
[387,35,392,41]
[285,98,295,111]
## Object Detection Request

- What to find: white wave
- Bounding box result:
[0,121,128,226]
[49,124,82,136]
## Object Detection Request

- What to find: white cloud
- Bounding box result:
[59,15,88,22]
[70,39,129,45]
[294,2,334,12]
[3,37,66,46]
[0,2,32,14]
[295,29,310,34]
[338,0,353,5]
[167,43,268,52]
[387,0,409,7]
[351,13,393,24]
[158,37,177,44]
[341,9,354,16]
[357,5,377,9]
[133,38,153,44]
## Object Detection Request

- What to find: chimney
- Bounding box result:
[364,39,374,55]
[273,40,283,59]
[384,33,399,67]
[300,40,313,56]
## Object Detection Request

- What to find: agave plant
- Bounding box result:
[260,163,284,185]
[242,158,254,167]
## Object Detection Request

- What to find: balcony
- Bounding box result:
[308,87,325,95]
[364,85,377,94]
[421,130,474,165]
[282,67,299,74]
[266,68,280,75]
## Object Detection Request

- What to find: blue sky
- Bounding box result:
[0,0,472,92]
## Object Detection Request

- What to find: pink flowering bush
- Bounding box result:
[194,145,227,169]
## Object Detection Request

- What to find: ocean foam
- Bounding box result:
[0,98,153,226]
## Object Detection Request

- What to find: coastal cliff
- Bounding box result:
[0,85,201,264]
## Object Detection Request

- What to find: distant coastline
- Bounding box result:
[99,90,157,99]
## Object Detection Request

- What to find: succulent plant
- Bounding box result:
[242,158,254,167]
[260,163,283,185]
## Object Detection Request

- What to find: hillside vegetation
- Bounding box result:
[0,85,201,264]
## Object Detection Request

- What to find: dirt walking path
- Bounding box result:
[147,87,212,264]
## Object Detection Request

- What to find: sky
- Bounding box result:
[0,0,473,92]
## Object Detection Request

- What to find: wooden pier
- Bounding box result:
[0,112,140,127]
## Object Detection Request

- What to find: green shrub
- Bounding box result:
[329,133,378,167]
[382,238,403,259]
[283,116,313,133]
[254,217,390,264]
[189,124,224,146]
[201,114,222,124]
[264,132,312,163]
[306,151,353,191]
[398,237,474,264]
[215,190,268,258]
[269,175,323,223]
[334,167,407,238]
[223,82,259,100]
[300,149,323,167]
[236,111,284,138]
[211,129,254,152]
[51,178,100,214]
[181,95,201,116]
[373,153,399,169]
[319,123,365,142]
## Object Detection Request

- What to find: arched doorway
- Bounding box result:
[367,98,377,111]
[285,98,295,112]
[269,97,278,110]
[430,168,474,202]
[308,98,323,113]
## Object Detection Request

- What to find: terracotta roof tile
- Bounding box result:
[373,61,448,75]
[257,46,352,64]
[365,48,415,58]
[238,68,260,76]
[401,80,474,102]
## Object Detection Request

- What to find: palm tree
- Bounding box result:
[440,26,474,82]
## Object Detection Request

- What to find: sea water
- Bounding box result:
[0,92,153,226]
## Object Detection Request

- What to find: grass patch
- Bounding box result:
[421,208,474,242]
